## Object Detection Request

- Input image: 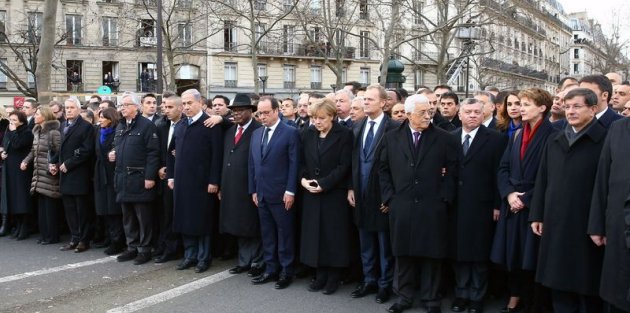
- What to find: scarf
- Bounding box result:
[520,119,542,160]
[507,120,522,138]
[100,127,115,145]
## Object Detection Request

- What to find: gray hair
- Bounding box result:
[335,88,355,101]
[64,97,81,108]
[473,90,495,103]
[121,92,140,107]
[182,89,202,102]
[404,94,429,113]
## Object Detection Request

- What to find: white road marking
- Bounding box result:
[106,270,234,313]
[0,256,116,284]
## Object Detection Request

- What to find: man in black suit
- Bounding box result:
[379,94,459,313]
[58,98,95,253]
[335,89,354,128]
[219,94,264,277]
[436,91,461,131]
[111,93,160,265]
[154,92,182,264]
[348,84,399,304]
[578,75,622,129]
[474,91,497,130]
[23,99,38,130]
[248,96,300,289]
[449,98,507,313]
[141,93,161,124]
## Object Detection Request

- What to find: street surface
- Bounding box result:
[0,236,504,313]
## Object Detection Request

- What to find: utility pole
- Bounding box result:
[156,0,164,94]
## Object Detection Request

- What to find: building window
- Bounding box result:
[102,61,119,91]
[139,63,157,92]
[335,0,344,17]
[573,48,579,59]
[413,1,423,24]
[283,0,293,12]
[414,68,423,90]
[224,62,237,87]
[0,58,7,89]
[66,15,82,46]
[359,31,370,58]
[177,0,192,8]
[138,19,156,47]
[254,0,266,10]
[309,27,321,42]
[102,17,118,46]
[28,12,43,43]
[0,11,6,43]
[283,65,296,89]
[310,0,321,14]
[282,25,295,54]
[359,0,368,19]
[573,63,579,74]
[224,21,237,51]
[27,72,35,89]
[178,22,192,47]
[334,29,345,47]
[66,60,82,91]
[360,68,370,86]
[342,67,347,83]
[257,64,267,77]
[310,66,322,89]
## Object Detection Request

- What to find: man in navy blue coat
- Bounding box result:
[167,89,223,274]
[248,96,300,289]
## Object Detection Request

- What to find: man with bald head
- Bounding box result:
[379,94,458,313]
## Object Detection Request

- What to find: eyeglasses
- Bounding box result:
[562,104,588,111]
[257,110,275,116]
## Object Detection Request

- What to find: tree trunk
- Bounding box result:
[35,0,58,103]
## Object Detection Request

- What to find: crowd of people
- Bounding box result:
[0,74,628,313]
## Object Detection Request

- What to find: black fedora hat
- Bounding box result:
[228,93,257,112]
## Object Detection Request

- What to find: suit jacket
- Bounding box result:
[449,126,507,262]
[553,107,622,130]
[59,116,95,195]
[350,114,399,231]
[436,115,462,131]
[248,120,300,204]
[379,122,458,258]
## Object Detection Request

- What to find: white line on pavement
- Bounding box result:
[106,270,235,313]
[0,256,117,284]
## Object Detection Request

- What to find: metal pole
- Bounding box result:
[465,53,470,98]
[156,0,164,94]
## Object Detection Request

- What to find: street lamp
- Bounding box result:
[330,84,337,92]
[259,76,268,95]
[455,22,480,98]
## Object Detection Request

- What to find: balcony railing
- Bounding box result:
[481,57,549,81]
[138,36,157,47]
[310,82,322,89]
[225,80,237,88]
[284,82,296,89]
[224,41,238,52]
[254,41,357,59]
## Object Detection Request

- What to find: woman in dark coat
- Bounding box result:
[94,108,125,255]
[21,106,62,244]
[0,106,10,236]
[299,98,353,295]
[490,88,555,312]
[0,111,34,240]
[529,88,606,312]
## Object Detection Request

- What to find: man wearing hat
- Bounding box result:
[218,94,265,276]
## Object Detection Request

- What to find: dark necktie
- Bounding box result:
[413,131,421,148]
[463,134,471,155]
[363,121,375,156]
[187,117,193,126]
[261,127,271,156]
[63,122,72,135]
[234,126,243,145]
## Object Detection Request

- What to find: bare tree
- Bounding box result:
[35,0,59,103]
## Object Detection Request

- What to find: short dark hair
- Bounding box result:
[344,81,361,93]
[386,89,402,102]
[440,91,459,105]
[90,95,102,102]
[259,96,279,109]
[101,100,116,109]
[212,95,230,106]
[495,91,510,105]
[141,93,157,103]
[282,98,296,108]
[564,88,598,107]
[25,99,39,109]
[162,90,177,98]
[9,110,28,125]
[579,75,613,103]
[99,107,120,128]
[433,84,452,92]
[309,93,325,100]
[484,86,500,93]
[558,76,578,88]
[397,88,409,99]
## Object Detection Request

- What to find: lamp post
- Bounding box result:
[330,84,337,92]
[455,22,479,98]
[259,75,268,95]
[156,0,163,94]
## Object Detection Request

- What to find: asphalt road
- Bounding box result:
[0,235,505,313]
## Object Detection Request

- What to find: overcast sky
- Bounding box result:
[558,0,630,42]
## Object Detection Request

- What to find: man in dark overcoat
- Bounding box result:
[449,98,507,313]
[530,88,606,312]
[588,116,630,313]
[111,93,160,265]
[219,93,263,276]
[59,98,95,253]
[348,84,399,303]
[167,89,223,274]
[379,94,458,313]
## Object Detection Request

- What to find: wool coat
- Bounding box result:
[59,116,95,196]
[299,123,353,267]
[94,126,121,215]
[0,124,34,215]
[588,118,630,312]
[23,120,61,199]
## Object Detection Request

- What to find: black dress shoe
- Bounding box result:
[247,266,265,277]
[451,297,468,312]
[307,279,326,292]
[117,250,138,262]
[427,307,441,313]
[133,252,152,265]
[74,242,90,253]
[387,303,411,313]
[468,301,483,313]
[351,283,378,298]
[251,273,278,285]
[60,242,78,251]
[176,259,198,270]
[104,244,126,256]
[375,287,391,303]
[229,265,250,274]
[274,274,293,289]
[499,303,524,313]
[93,240,110,249]
[154,253,177,264]
[322,279,339,295]
[195,261,210,273]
